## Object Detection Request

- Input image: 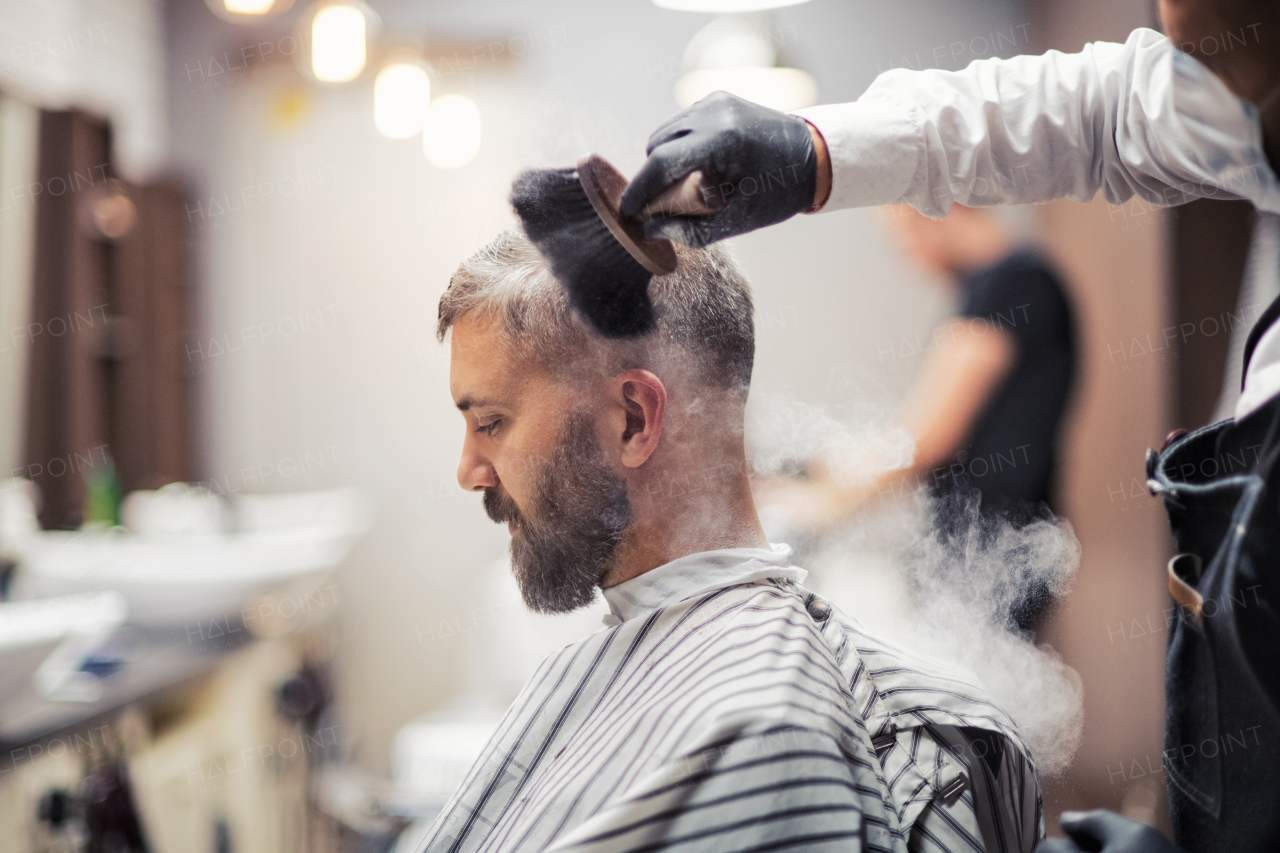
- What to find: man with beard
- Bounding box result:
[423,227,1043,853]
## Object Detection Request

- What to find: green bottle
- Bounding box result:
[84,453,122,528]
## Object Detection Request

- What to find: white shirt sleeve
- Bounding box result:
[794,27,1280,218]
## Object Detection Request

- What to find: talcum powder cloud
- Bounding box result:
[748,391,1084,777]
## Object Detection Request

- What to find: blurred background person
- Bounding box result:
[758,204,1076,630]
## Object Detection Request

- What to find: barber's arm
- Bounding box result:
[624,28,1271,245]
[899,320,1016,475]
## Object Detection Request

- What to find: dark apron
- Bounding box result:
[1147,294,1280,853]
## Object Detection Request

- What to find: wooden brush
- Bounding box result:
[511,154,719,338]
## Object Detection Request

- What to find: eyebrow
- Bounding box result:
[455,396,495,412]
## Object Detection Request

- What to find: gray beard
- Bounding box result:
[483,412,632,614]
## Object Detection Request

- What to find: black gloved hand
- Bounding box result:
[619,91,816,248]
[1037,811,1183,853]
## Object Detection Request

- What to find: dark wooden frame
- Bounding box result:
[25,110,193,529]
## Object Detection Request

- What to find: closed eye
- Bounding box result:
[476,420,502,436]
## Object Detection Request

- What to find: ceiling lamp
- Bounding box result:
[375,62,431,138]
[423,95,481,168]
[674,15,817,111]
[653,0,812,11]
[225,0,274,12]
[311,2,369,83]
[203,0,293,22]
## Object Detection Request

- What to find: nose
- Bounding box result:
[457,434,498,492]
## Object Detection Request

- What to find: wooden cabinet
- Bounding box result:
[25,111,193,529]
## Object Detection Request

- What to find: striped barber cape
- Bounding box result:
[419,544,1042,853]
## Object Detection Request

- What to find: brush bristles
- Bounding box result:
[511,167,657,338]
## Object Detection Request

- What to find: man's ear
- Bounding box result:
[614,370,665,469]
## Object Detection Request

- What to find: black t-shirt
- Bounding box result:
[931,251,1076,518]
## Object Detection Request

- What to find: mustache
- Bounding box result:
[483,487,522,527]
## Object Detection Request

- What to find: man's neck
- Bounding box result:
[601,471,768,589]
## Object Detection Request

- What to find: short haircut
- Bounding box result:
[437,227,755,395]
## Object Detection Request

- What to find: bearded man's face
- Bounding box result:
[449,313,632,613]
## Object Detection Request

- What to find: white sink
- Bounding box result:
[6,487,374,628]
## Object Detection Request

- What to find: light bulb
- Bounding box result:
[311,4,366,83]
[204,0,292,22]
[225,0,274,12]
[423,95,481,168]
[375,63,431,138]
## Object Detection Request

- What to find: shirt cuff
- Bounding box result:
[792,95,921,213]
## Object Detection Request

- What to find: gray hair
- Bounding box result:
[437,227,755,394]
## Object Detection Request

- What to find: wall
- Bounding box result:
[0,97,39,478]
[0,0,167,181]
[0,0,168,477]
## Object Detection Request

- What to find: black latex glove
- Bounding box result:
[619,91,816,248]
[1037,811,1183,853]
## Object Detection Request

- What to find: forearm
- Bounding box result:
[797,28,1277,217]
